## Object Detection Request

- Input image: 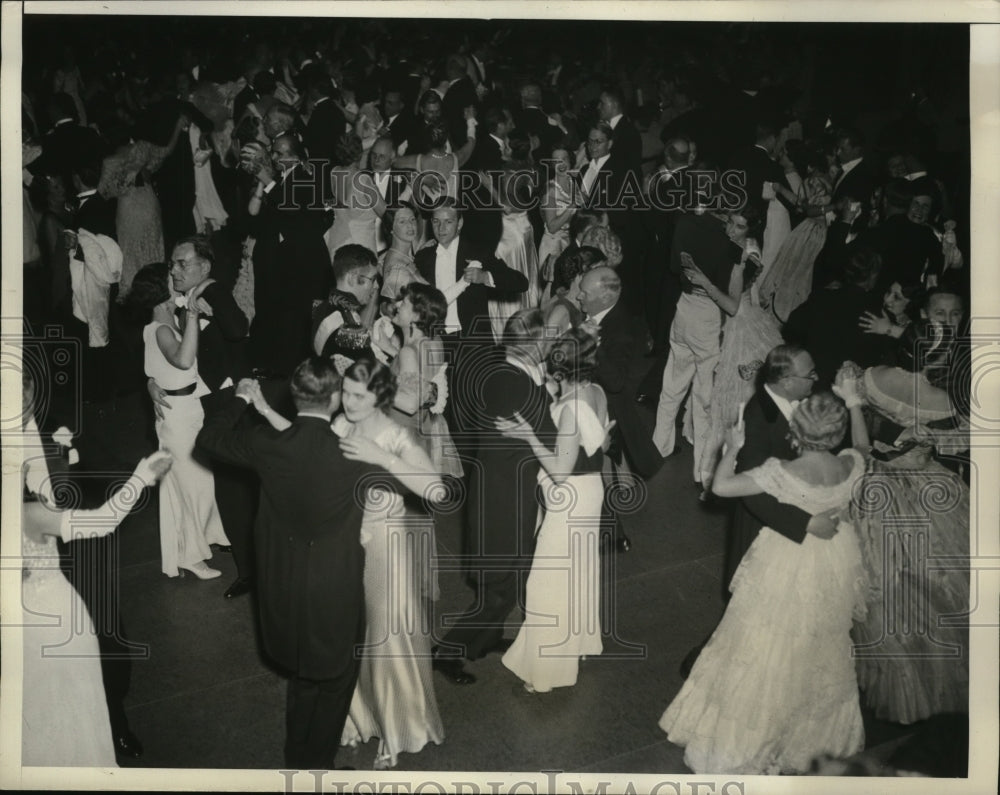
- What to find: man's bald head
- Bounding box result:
[577,266,621,316]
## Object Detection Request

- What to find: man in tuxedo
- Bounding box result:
[432,309,556,683]
[402,90,445,156]
[513,83,560,155]
[245,132,333,375]
[598,88,643,179]
[726,122,786,224]
[679,343,838,677]
[578,267,663,553]
[441,54,479,149]
[367,137,409,252]
[196,358,376,769]
[831,127,878,220]
[311,244,379,362]
[381,88,412,150]
[415,200,529,447]
[29,92,106,189]
[147,235,255,599]
[302,71,348,179]
[72,161,117,241]
[467,105,510,174]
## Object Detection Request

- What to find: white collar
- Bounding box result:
[437,237,460,255]
[905,171,928,181]
[448,77,463,86]
[314,96,330,107]
[588,303,614,326]
[589,153,611,170]
[608,113,623,129]
[764,384,797,422]
[52,117,75,129]
[490,133,505,148]
[742,89,759,97]
[754,144,772,155]
[77,188,97,199]
[839,156,863,176]
[387,112,399,124]
[505,354,545,386]
[297,411,332,422]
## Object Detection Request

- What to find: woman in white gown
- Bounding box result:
[661,391,869,774]
[537,145,579,294]
[127,262,227,579]
[21,429,171,767]
[497,328,610,693]
[250,358,447,769]
[488,171,541,342]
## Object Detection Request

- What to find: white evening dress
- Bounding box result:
[335,417,444,766]
[489,211,540,343]
[143,321,227,576]
[660,450,868,774]
[21,528,116,767]
[502,391,607,692]
[325,170,380,259]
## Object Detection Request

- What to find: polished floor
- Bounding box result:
[36,347,939,782]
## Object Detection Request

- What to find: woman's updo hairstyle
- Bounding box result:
[333,132,364,168]
[788,392,848,452]
[343,356,397,410]
[124,262,171,324]
[546,327,599,384]
[553,246,606,293]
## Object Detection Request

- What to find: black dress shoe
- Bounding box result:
[616,534,632,554]
[634,391,657,406]
[212,543,233,553]
[114,729,144,759]
[430,646,476,684]
[224,577,253,599]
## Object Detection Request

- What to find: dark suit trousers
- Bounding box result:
[284,659,361,770]
[440,567,524,661]
[59,534,138,737]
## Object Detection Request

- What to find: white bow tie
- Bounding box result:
[175,295,188,309]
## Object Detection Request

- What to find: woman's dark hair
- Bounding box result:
[554,246,607,293]
[898,319,955,390]
[398,282,447,337]
[253,69,278,96]
[739,203,765,243]
[568,208,605,241]
[843,246,883,288]
[124,262,171,324]
[546,327,599,384]
[343,356,397,410]
[334,132,364,168]
[381,205,415,245]
[427,122,449,150]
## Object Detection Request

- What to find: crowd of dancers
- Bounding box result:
[18,17,971,775]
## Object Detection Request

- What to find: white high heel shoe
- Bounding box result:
[180,561,222,580]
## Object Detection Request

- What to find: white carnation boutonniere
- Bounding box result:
[52,426,79,465]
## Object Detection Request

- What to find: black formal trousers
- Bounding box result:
[284,657,362,769]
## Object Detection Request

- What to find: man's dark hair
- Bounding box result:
[761,344,809,385]
[332,243,378,284]
[290,356,342,412]
[173,234,216,267]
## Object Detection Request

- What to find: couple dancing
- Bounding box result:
[434,310,613,694]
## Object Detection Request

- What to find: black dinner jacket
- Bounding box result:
[175,280,249,398]
[727,145,785,219]
[74,193,117,241]
[196,397,376,680]
[724,387,811,584]
[304,98,349,169]
[592,300,663,479]
[365,168,409,209]
[383,112,413,149]
[414,234,528,340]
[610,115,643,178]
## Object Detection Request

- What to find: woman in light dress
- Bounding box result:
[98,114,188,295]
[326,133,386,259]
[380,206,429,302]
[661,391,869,774]
[537,145,580,294]
[21,367,172,766]
[250,359,447,770]
[843,293,970,725]
[497,328,611,693]
[394,113,477,208]
[127,262,228,579]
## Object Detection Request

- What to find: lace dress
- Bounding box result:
[502,392,607,692]
[757,175,832,322]
[849,367,970,724]
[334,418,444,766]
[143,321,227,575]
[660,450,868,774]
[98,140,170,295]
[21,529,116,766]
[697,290,784,485]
